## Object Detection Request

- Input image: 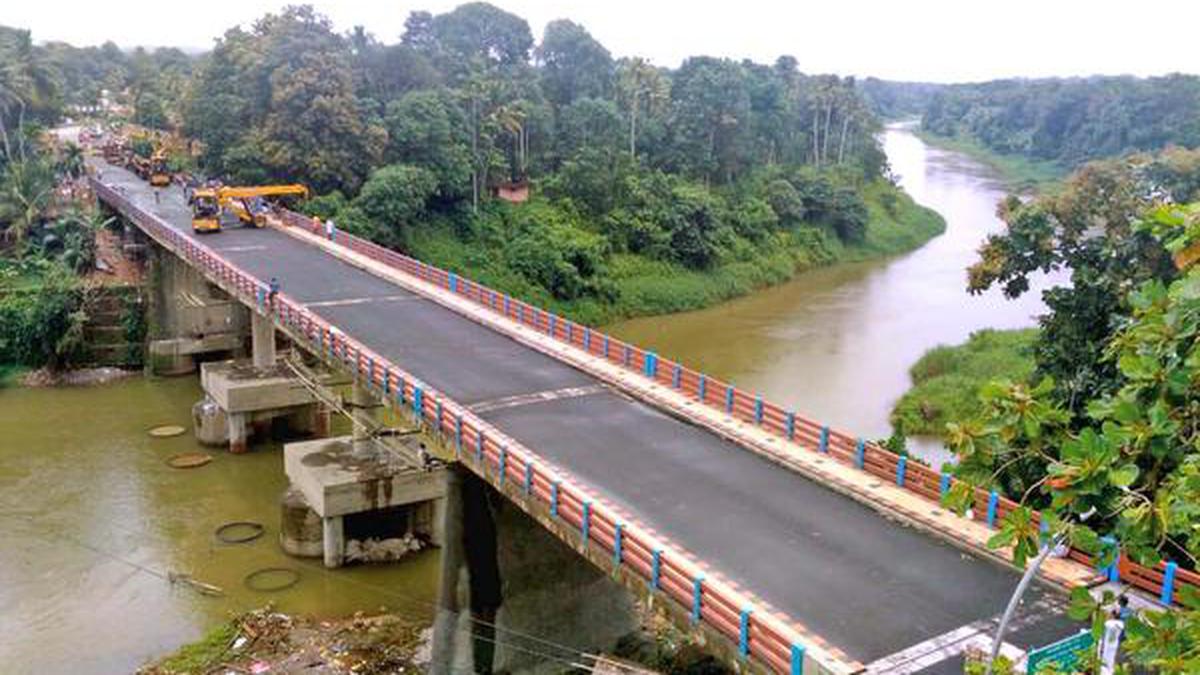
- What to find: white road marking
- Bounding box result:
[215,245,269,252]
[470,384,609,414]
[305,294,414,308]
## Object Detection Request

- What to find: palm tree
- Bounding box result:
[616,57,668,160]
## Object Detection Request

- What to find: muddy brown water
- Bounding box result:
[0,377,437,674]
[608,124,1065,467]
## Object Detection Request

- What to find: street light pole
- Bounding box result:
[984,533,1065,675]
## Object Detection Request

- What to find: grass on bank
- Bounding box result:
[409,183,945,326]
[149,620,238,674]
[913,129,1068,194]
[890,328,1038,438]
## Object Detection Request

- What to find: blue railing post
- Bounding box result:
[738,608,752,658]
[1161,561,1179,605]
[413,386,423,419]
[650,549,662,590]
[565,323,573,344]
[623,345,631,367]
[551,481,560,517]
[786,412,796,440]
[940,471,952,498]
[691,574,705,623]
[1100,536,1121,582]
[397,376,406,404]
[614,522,623,565]
[699,375,707,402]
[583,327,591,352]
[673,364,682,389]
[896,456,907,486]
[986,491,1000,528]
[818,426,829,454]
[455,415,463,456]
[725,385,735,413]
[448,272,458,293]
[549,313,556,337]
[791,644,805,675]
[754,397,764,425]
[523,461,533,495]
[476,430,484,463]
[645,352,658,378]
[603,335,610,359]
[435,401,443,434]
[581,500,591,547]
[503,295,510,316]
[854,438,865,469]
[499,447,507,486]
[382,369,390,395]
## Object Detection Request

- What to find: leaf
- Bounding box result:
[1110,463,1139,488]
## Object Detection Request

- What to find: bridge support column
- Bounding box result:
[251,312,277,369]
[322,515,345,568]
[432,468,466,675]
[228,411,249,454]
[348,381,382,454]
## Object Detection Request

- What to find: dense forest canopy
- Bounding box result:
[4,4,943,325]
[863,75,1200,168]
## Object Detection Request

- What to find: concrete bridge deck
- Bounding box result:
[94,161,1078,672]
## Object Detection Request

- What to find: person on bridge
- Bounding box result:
[268,277,280,309]
[1098,608,1124,675]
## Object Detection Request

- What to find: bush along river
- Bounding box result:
[608,122,1066,468]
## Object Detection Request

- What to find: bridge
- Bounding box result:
[89,160,1193,674]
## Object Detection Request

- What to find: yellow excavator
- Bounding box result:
[148,149,171,187]
[189,184,309,233]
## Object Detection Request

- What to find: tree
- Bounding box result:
[536,20,613,109]
[667,57,752,184]
[968,158,1181,418]
[946,204,1200,673]
[615,57,668,160]
[353,164,438,247]
[384,89,472,200]
[429,2,533,76]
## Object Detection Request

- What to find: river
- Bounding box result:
[609,123,1064,467]
[1,124,1057,673]
[0,378,437,674]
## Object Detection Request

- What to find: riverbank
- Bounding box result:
[890,328,1037,438]
[912,129,1066,194]
[410,181,945,326]
[140,608,425,675]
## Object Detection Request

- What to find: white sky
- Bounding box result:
[4,0,1198,83]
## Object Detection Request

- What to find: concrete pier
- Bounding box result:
[147,247,247,375]
[196,359,322,453]
[284,435,448,569]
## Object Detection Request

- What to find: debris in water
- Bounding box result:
[167,452,213,468]
[167,571,225,597]
[149,425,187,438]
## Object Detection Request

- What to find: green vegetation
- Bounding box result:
[891,329,1037,437]
[912,128,1067,193]
[920,75,1200,167]
[166,4,941,322]
[911,146,1200,670]
[150,620,238,673]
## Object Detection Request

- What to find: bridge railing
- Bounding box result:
[279,210,1198,609]
[98,181,848,675]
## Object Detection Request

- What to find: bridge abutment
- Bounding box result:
[146,245,248,375]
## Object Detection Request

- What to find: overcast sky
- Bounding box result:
[4,0,1198,83]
